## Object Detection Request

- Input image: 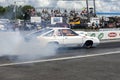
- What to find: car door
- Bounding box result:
[42,29,64,45]
[61,29,83,47]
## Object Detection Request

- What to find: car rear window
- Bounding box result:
[31,28,52,36]
[60,29,78,36]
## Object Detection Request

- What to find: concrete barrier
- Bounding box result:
[75,29,120,40]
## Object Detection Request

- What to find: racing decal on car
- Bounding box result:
[90,33,96,37]
[108,32,117,37]
[98,33,104,40]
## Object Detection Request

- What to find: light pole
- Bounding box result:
[93,0,96,16]
[13,1,24,20]
[13,1,17,20]
[86,0,89,22]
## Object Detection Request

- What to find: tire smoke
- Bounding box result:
[0,31,56,62]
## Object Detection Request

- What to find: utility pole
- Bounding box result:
[86,0,89,22]
[93,0,96,17]
[13,1,17,20]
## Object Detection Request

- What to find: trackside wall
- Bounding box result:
[75,28,120,40]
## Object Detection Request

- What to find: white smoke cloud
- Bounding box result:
[0,31,57,62]
[0,0,5,3]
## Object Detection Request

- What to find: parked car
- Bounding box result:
[25,27,100,49]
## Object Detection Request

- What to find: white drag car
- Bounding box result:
[25,27,100,48]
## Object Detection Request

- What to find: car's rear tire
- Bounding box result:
[84,41,93,48]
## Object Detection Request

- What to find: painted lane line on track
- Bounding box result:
[0,51,120,67]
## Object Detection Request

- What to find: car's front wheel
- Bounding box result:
[84,40,93,48]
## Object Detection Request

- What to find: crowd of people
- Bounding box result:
[39,8,86,28]
[12,8,120,31]
[35,8,120,29]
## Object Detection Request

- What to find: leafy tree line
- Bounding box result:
[0,5,35,20]
[0,6,6,16]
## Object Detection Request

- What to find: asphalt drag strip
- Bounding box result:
[0,50,120,67]
[0,51,120,80]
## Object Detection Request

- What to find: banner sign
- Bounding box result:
[31,17,41,23]
[76,30,120,40]
[87,31,120,40]
[90,17,100,24]
[51,17,63,24]
[69,21,80,25]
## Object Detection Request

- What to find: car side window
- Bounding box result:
[44,31,54,37]
[56,30,62,36]
[61,29,78,36]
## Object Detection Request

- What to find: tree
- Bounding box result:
[0,6,6,16]
[22,5,34,13]
[0,5,35,20]
[5,5,14,19]
[22,5,35,20]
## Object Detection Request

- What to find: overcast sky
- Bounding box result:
[0,0,120,12]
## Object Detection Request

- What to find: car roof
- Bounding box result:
[46,27,70,30]
[27,27,70,35]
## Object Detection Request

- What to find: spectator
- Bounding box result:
[92,22,96,30]
[50,9,55,17]
[62,10,68,23]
